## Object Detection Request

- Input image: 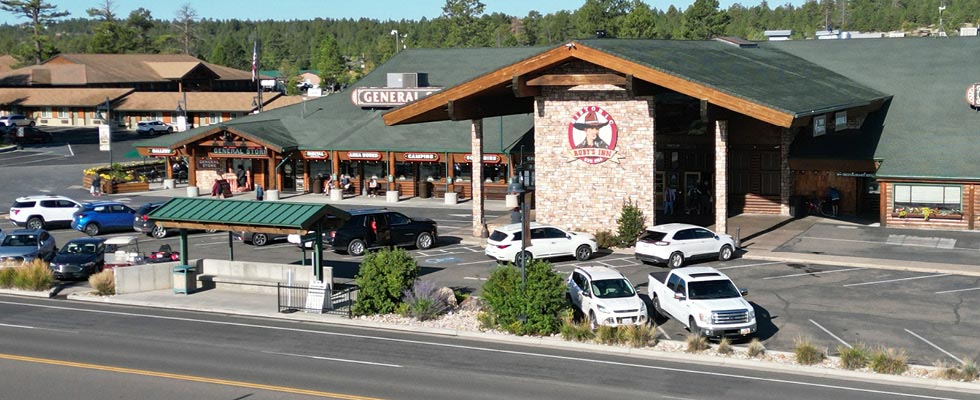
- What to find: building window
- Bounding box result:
[892,184,961,215]
[59,107,69,118]
[42,107,52,118]
[209,113,219,124]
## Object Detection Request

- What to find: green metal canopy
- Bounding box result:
[148,197,350,234]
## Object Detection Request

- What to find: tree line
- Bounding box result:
[1,0,977,94]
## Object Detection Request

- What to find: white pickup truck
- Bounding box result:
[648,266,756,338]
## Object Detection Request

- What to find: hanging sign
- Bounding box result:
[404,152,439,161]
[463,154,501,163]
[566,106,619,164]
[347,151,382,160]
[210,147,267,157]
[148,147,175,156]
[303,150,329,159]
[98,124,111,152]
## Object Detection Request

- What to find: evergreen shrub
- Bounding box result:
[480,260,566,336]
[353,248,418,315]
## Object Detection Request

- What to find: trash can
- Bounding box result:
[790,196,804,218]
[312,177,323,194]
[173,265,197,294]
[419,181,432,198]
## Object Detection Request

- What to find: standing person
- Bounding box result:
[828,187,841,216]
[664,185,677,216]
[368,176,379,197]
[90,174,103,197]
[698,180,712,216]
[255,184,264,201]
[236,165,247,188]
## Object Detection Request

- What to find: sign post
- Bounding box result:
[98,124,112,164]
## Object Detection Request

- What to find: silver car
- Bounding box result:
[0,229,57,264]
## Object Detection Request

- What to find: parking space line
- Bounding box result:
[809,319,851,349]
[904,329,963,364]
[463,276,487,281]
[842,273,951,287]
[716,261,783,270]
[456,260,495,266]
[935,287,980,294]
[657,326,671,340]
[762,267,866,280]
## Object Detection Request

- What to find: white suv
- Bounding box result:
[0,114,35,127]
[136,120,172,135]
[9,195,82,230]
[485,222,597,264]
[634,223,737,268]
[567,266,648,330]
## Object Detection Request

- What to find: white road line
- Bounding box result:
[657,326,672,340]
[808,319,851,349]
[463,277,488,281]
[456,260,495,266]
[0,323,34,329]
[935,287,980,294]
[842,273,951,288]
[716,261,784,270]
[904,329,963,364]
[762,267,866,280]
[264,351,402,368]
[0,300,963,400]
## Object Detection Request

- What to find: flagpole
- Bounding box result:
[253,39,263,112]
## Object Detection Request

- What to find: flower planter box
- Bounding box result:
[890,213,963,221]
[83,174,149,194]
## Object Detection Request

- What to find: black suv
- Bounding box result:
[134,202,216,239]
[327,209,437,256]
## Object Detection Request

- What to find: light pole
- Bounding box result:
[507,175,528,289]
[390,29,399,52]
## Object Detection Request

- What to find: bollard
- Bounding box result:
[735,227,741,248]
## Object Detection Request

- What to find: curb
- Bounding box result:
[59,291,979,394]
[742,252,980,278]
[0,144,18,154]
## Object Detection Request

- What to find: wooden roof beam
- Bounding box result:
[625,74,666,97]
[447,97,534,121]
[525,73,626,86]
[512,75,540,98]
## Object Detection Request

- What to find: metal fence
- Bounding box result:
[277,282,358,317]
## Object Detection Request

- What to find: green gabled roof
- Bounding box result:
[766,38,980,180]
[148,197,349,233]
[579,39,889,118]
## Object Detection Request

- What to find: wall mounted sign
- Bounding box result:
[404,152,439,161]
[566,106,618,164]
[813,115,826,137]
[303,150,329,159]
[347,151,382,160]
[350,87,442,107]
[463,154,501,163]
[148,147,174,156]
[197,158,221,170]
[209,147,267,157]
[966,83,980,108]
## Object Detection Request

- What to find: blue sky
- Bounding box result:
[0,1,806,25]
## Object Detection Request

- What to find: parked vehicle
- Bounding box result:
[325,209,437,256]
[4,126,52,144]
[567,266,647,330]
[0,114,35,127]
[0,229,57,264]
[103,235,145,269]
[49,237,106,280]
[485,222,597,264]
[9,195,82,230]
[233,231,289,247]
[136,120,173,135]
[647,266,756,338]
[72,201,137,236]
[146,244,180,263]
[134,202,217,238]
[634,223,737,268]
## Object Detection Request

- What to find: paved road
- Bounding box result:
[0,297,970,400]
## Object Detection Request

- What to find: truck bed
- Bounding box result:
[648,271,670,285]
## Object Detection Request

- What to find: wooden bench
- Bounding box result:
[484,185,509,200]
[432,184,464,199]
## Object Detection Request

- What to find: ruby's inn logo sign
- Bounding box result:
[567,106,618,164]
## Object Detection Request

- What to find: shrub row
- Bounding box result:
[0,260,53,291]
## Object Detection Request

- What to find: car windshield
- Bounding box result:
[2,235,37,247]
[688,280,741,300]
[590,278,636,299]
[61,243,98,254]
[488,231,508,241]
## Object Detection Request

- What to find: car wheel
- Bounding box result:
[689,317,703,336]
[574,244,593,261]
[652,295,662,318]
[347,239,366,256]
[514,250,533,265]
[415,232,434,250]
[668,252,684,268]
[251,233,268,246]
[718,245,734,261]
[166,127,173,134]
[29,121,35,126]
[26,216,44,230]
[589,310,599,331]
[151,225,168,239]
[84,223,101,236]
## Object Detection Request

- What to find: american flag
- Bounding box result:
[251,41,257,82]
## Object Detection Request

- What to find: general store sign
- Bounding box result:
[347,151,382,160]
[350,87,441,107]
[209,147,267,157]
[404,152,439,161]
[463,154,501,163]
[303,150,329,159]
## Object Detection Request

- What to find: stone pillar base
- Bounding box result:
[505,194,519,208]
[186,186,199,197]
[386,190,399,203]
[266,189,280,201]
[330,188,342,201]
[163,178,175,189]
[445,192,458,205]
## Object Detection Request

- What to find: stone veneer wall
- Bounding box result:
[534,62,655,234]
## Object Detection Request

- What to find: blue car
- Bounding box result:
[72,201,137,236]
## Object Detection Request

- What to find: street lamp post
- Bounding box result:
[507,175,528,290]
[391,29,400,52]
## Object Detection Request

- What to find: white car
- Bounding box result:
[9,195,83,230]
[568,266,647,330]
[485,222,597,264]
[634,223,737,268]
[136,120,173,135]
[0,114,35,127]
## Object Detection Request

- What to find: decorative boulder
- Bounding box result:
[436,286,458,309]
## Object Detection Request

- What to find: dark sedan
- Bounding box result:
[134,202,218,239]
[49,237,106,280]
[233,231,288,247]
[329,209,437,256]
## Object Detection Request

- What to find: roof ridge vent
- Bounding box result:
[714,36,758,48]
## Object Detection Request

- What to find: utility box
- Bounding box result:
[173,265,197,294]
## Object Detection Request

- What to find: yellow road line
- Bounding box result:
[0,353,384,400]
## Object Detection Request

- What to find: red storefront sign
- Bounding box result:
[403,152,439,161]
[303,150,329,159]
[347,151,383,160]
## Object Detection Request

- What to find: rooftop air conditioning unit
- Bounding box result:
[387,72,428,88]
